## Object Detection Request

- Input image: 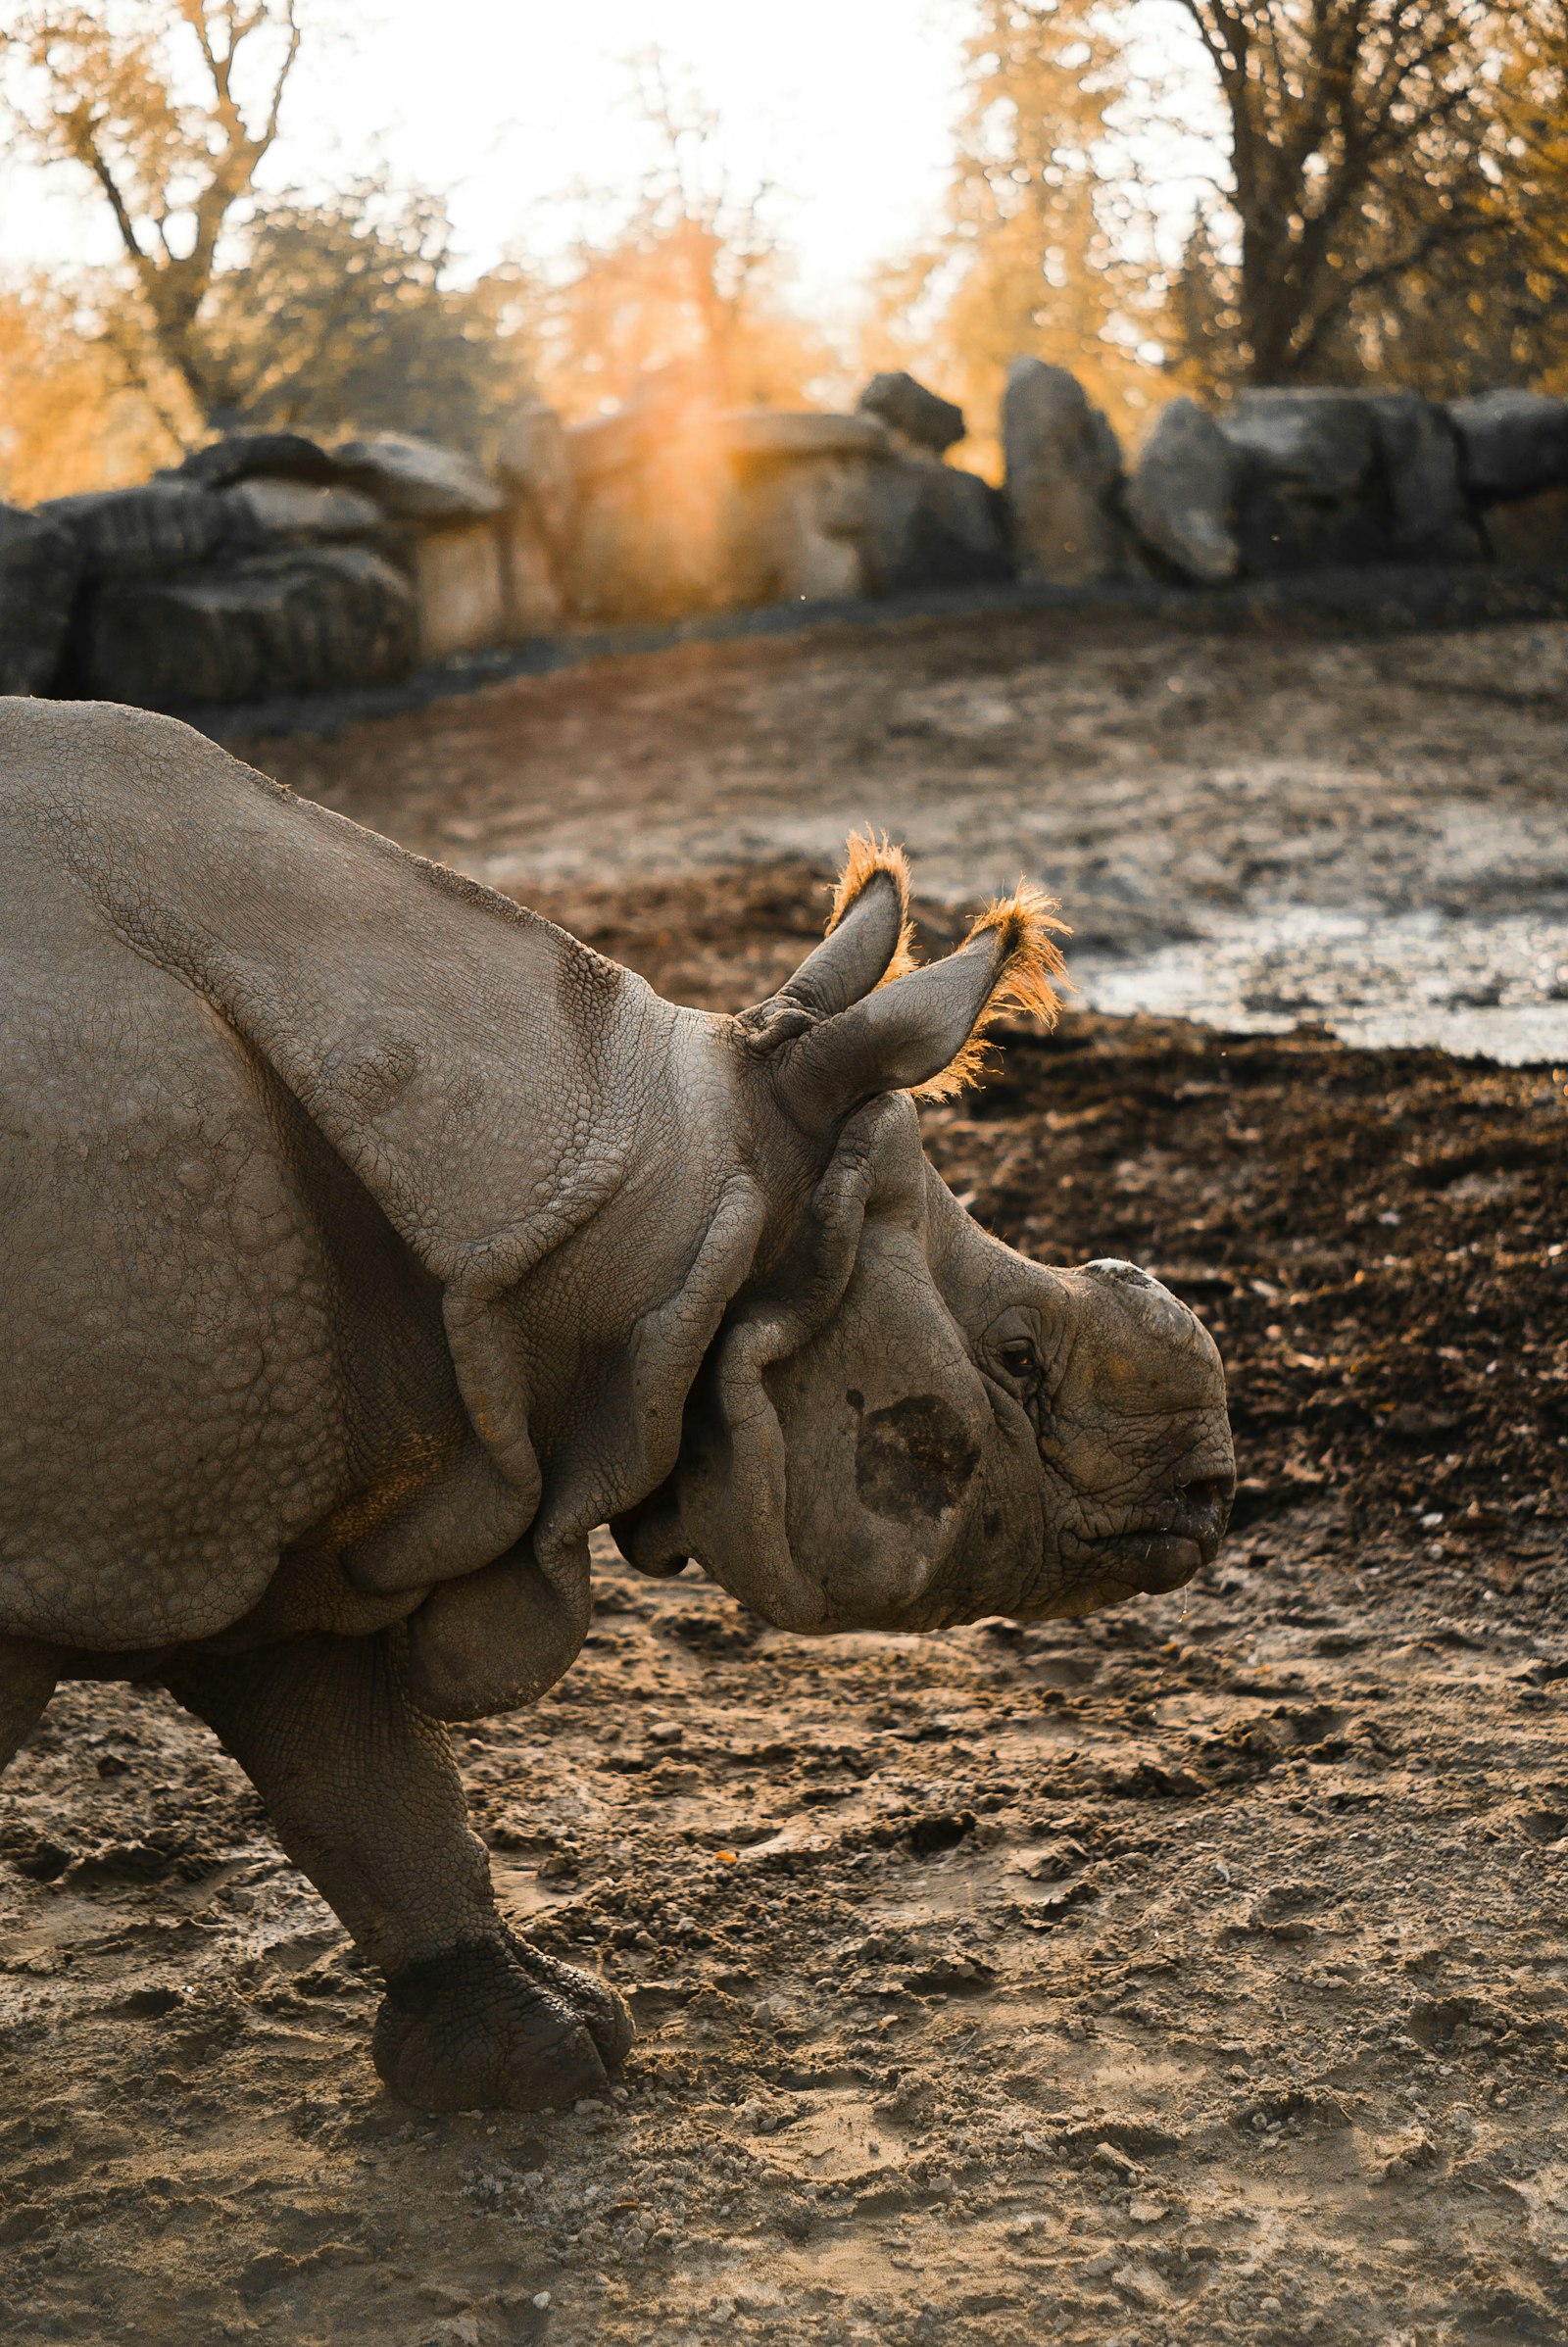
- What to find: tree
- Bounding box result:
[861,1,1164,467]
[530,52,833,421]
[198,178,538,451]
[0,274,180,502]
[1166,1,1526,387]
[2,1,302,425]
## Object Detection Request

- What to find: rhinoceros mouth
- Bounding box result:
[1085,1528,1208,1593]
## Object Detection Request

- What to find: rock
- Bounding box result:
[331,433,506,524]
[745,460,867,602]
[1221,387,1482,570]
[412,521,507,661]
[173,430,343,491]
[857,452,1009,595]
[224,479,387,543]
[39,481,259,582]
[0,502,80,693]
[1364,393,1480,560]
[721,413,881,607]
[1002,359,1126,587]
[495,404,570,632]
[1223,387,1378,499]
[722,411,888,463]
[502,508,565,637]
[858,372,966,455]
[1125,398,1239,584]
[82,545,416,706]
[496,402,573,548]
[1449,390,1568,501]
[1484,484,1568,565]
[568,442,732,622]
[564,389,738,621]
[1219,388,1385,572]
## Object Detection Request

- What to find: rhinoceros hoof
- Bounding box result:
[372,1933,633,2113]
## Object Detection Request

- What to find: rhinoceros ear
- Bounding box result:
[739,833,917,1040]
[776,882,1066,1127]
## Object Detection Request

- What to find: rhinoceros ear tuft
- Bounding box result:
[825,830,919,984]
[776,877,1067,1125]
[739,831,919,1038]
[911,879,1067,1101]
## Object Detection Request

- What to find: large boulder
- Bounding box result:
[0,501,80,693]
[1215,387,1482,570]
[1484,485,1568,566]
[223,478,387,543]
[496,402,573,549]
[857,452,1009,595]
[1222,387,1376,499]
[858,372,966,455]
[1002,359,1126,587]
[413,522,508,661]
[494,403,571,638]
[82,545,416,707]
[564,386,739,622]
[1364,392,1480,560]
[173,430,344,491]
[39,480,260,582]
[726,459,866,604]
[1219,388,1386,572]
[1219,387,1484,569]
[721,412,889,607]
[502,510,565,637]
[330,434,505,525]
[1448,391,1568,502]
[1125,397,1239,584]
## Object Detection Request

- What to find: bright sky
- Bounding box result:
[0,0,983,312]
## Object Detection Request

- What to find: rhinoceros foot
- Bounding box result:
[372,1931,632,2113]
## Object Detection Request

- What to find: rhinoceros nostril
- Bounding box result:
[1180,1474,1234,1536]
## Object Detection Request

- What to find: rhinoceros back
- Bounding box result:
[0,699,574,1651]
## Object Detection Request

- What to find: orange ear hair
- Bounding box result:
[825,831,920,987]
[912,879,1068,1101]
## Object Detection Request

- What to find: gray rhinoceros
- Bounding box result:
[0,698,1233,2112]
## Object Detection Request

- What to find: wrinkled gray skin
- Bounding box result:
[0,700,1234,2112]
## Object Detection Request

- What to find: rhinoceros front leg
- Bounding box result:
[164,1629,631,2113]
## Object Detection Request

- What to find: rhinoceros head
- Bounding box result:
[613,840,1233,1633]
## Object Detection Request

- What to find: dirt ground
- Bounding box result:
[4,610,1568,2346]
[256,603,1568,1060]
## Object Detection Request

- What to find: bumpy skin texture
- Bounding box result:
[0,699,1234,2112]
[165,1634,632,2113]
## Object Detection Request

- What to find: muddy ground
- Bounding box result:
[4,610,1568,2345]
[256,603,1568,1061]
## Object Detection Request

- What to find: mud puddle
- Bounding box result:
[1078,900,1568,1064]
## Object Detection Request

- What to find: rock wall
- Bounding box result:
[4,366,1567,709]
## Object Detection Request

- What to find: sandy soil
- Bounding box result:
[4,613,1568,2346]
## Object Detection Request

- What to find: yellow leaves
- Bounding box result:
[0,278,182,503]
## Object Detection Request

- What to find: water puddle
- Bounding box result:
[1077,903,1568,1064]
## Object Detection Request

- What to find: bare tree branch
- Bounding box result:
[2,1,305,423]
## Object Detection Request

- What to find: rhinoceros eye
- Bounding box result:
[999,1338,1040,1381]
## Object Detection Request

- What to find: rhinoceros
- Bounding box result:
[0,698,1233,2112]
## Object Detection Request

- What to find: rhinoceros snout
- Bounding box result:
[1082,1461,1235,1597]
